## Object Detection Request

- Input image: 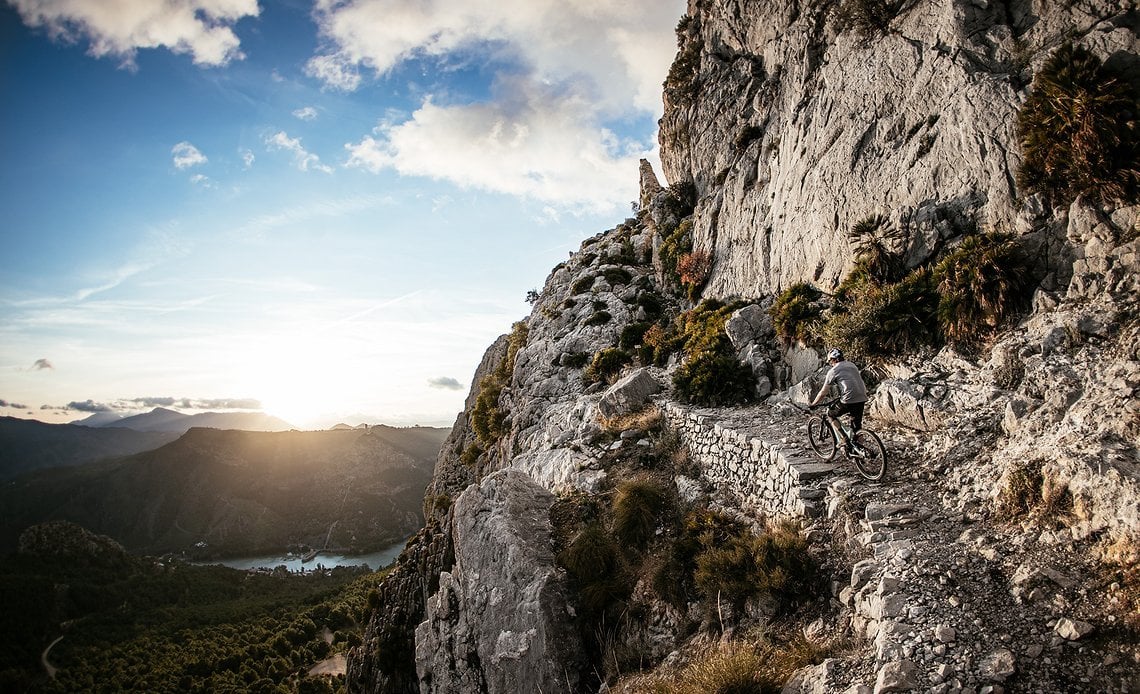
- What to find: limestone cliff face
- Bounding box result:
[349,1,1140,692]
[660,0,1138,296]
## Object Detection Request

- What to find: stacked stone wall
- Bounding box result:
[661,402,836,520]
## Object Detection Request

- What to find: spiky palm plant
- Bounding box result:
[847,214,907,284]
[1017,43,1140,206]
[934,234,1027,347]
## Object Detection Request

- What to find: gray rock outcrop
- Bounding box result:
[415,469,584,694]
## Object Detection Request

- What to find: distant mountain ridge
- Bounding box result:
[0,425,449,557]
[0,416,180,480]
[78,407,296,433]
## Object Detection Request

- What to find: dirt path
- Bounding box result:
[41,635,63,679]
[308,653,346,677]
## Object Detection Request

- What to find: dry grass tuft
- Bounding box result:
[611,634,829,694]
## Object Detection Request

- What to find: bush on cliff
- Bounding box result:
[585,348,632,384]
[612,477,670,549]
[933,233,1029,348]
[558,523,632,622]
[694,520,818,615]
[1017,43,1140,206]
[817,267,940,362]
[771,283,823,342]
[673,351,757,407]
[471,321,528,448]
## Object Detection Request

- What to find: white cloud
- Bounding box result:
[345,88,648,214]
[172,141,207,169]
[304,53,361,91]
[264,131,333,174]
[293,106,319,121]
[307,0,681,114]
[9,0,259,68]
[239,147,255,169]
[189,173,213,187]
[315,0,682,213]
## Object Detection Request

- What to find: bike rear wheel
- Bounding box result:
[851,429,886,481]
[807,416,836,460]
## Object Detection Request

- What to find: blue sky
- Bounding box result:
[0,0,684,429]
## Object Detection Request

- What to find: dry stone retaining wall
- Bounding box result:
[661,401,836,520]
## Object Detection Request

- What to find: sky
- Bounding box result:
[0,0,686,429]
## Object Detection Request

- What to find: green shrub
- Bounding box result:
[934,234,1028,347]
[612,478,670,549]
[558,524,632,620]
[585,348,632,384]
[1017,43,1140,206]
[664,181,698,219]
[817,267,940,362]
[771,283,823,341]
[694,521,817,613]
[585,310,613,327]
[604,267,633,286]
[459,444,482,468]
[619,322,651,350]
[572,275,595,295]
[673,351,757,406]
[677,299,744,355]
[470,375,507,445]
[652,508,745,611]
[836,0,902,37]
[470,322,528,447]
[665,31,697,107]
[847,214,905,284]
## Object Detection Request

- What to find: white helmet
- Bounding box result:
[827,348,843,361]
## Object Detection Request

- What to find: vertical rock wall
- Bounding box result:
[660,0,1139,297]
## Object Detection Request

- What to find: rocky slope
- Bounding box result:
[348,0,1139,692]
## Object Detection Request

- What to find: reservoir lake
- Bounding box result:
[196,540,407,573]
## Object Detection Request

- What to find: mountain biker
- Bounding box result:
[809,348,868,451]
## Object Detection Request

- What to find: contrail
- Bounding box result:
[323,290,423,330]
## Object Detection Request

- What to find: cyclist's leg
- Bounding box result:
[850,402,865,432]
[828,402,852,446]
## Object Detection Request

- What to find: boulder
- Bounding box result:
[725,303,773,354]
[870,379,951,432]
[873,660,918,693]
[598,368,662,419]
[978,648,1017,681]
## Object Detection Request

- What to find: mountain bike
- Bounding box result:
[800,401,886,481]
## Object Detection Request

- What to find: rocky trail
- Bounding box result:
[781,421,1139,694]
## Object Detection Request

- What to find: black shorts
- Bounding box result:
[828,401,865,433]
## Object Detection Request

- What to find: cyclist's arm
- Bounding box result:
[810,369,833,406]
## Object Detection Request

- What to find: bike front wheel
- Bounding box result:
[851,429,886,481]
[807,416,836,461]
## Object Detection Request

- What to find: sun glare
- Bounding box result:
[236,335,359,430]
